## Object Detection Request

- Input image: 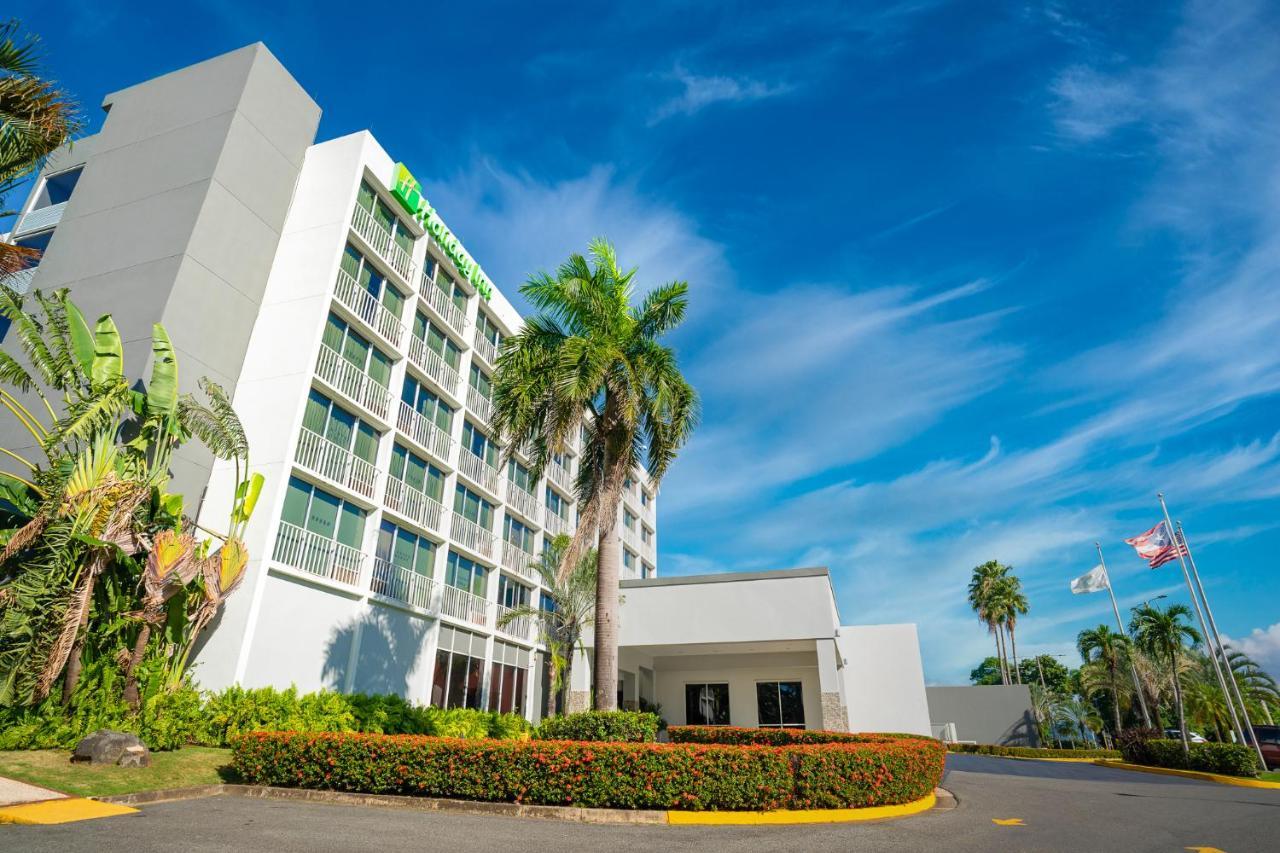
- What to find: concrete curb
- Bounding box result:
[1092,760,1280,790]
[97,783,954,826]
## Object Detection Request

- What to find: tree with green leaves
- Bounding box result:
[0,287,259,708]
[1,20,80,279]
[496,534,595,718]
[492,238,698,710]
[992,573,1028,685]
[1078,624,1134,736]
[1130,603,1201,754]
[968,560,1011,684]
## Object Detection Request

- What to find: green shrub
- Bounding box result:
[667,726,935,746]
[946,743,1120,759]
[1116,726,1161,764]
[231,731,946,811]
[1138,739,1259,777]
[534,710,659,742]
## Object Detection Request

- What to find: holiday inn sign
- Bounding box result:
[390,162,494,301]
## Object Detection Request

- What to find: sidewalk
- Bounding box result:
[0,775,65,807]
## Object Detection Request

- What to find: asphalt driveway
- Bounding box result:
[5,753,1278,852]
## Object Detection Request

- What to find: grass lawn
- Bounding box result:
[1261,770,1280,782]
[0,747,233,797]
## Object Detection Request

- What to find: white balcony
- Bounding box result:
[459,448,501,495]
[502,540,538,581]
[273,522,364,587]
[496,605,535,643]
[383,476,445,534]
[370,559,437,613]
[396,401,455,465]
[424,281,469,336]
[294,428,379,500]
[544,509,572,538]
[466,385,494,424]
[3,267,36,296]
[315,345,392,422]
[440,583,490,627]
[451,512,496,560]
[547,458,574,492]
[334,269,406,349]
[473,332,498,366]
[504,483,541,523]
[622,524,640,551]
[407,335,461,397]
[15,201,67,235]
[351,204,415,284]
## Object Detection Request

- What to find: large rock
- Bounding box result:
[71,730,151,767]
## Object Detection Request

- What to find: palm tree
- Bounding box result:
[1,21,80,278]
[496,534,596,718]
[1223,647,1280,725]
[1078,624,1133,736]
[968,560,1011,684]
[492,239,698,711]
[1054,696,1104,748]
[992,574,1028,684]
[1131,603,1201,754]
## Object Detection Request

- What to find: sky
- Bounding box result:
[11,0,1280,684]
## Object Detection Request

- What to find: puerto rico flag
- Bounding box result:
[1124,522,1187,569]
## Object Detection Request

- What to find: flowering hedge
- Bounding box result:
[230,731,945,811]
[533,711,659,743]
[667,726,933,746]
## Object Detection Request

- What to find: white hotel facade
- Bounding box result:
[3,44,932,733]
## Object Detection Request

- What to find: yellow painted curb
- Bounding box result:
[0,798,138,825]
[1094,760,1280,790]
[666,792,936,825]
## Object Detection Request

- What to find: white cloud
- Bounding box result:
[1222,623,1280,676]
[1050,65,1141,141]
[649,66,794,124]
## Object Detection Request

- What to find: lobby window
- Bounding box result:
[445,549,487,597]
[685,683,730,726]
[322,313,392,389]
[432,626,486,709]
[340,243,405,322]
[488,642,528,716]
[280,476,366,550]
[402,376,454,434]
[497,574,531,609]
[411,312,462,370]
[462,420,498,467]
[375,520,436,576]
[302,390,379,466]
[756,681,805,729]
[454,485,494,531]
[503,515,534,553]
[389,444,445,503]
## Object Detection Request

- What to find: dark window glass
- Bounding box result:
[432,650,449,707]
[465,655,484,709]
[488,663,503,713]
[513,667,526,716]
[446,652,468,709]
[684,683,730,726]
[757,681,805,728]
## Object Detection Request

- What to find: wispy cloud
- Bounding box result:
[649,65,794,124]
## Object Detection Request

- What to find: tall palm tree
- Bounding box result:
[1223,647,1279,725]
[1054,696,1104,748]
[1078,624,1133,736]
[968,560,1010,684]
[1,21,80,278]
[1131,603,1201,754]
[496,534,596,718]
[492,239,699,710]
[993,574,1028,685]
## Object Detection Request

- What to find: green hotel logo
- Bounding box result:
[390,162,494,302]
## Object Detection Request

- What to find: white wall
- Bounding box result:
[650,652,821,728]
[838,624,932,736]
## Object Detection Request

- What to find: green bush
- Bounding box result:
[667,726,935,746]
[533,710,659,742]
[946,743,1120,759]
[231,731,946,811]
[1137,739,1259,777]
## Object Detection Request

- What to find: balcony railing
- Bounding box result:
[459,449,501,495]
[396,401,455,464]
[622,525,640,551]
[502,540,538,581]
[425,282,469,335]
[544,509,572,538]
[316,345,392,422]
[407,335,461,396]
[294,428,379,499]
[351,204,415,284]
[547,458,574,492]
[451,512,496,559]
[440,583,490,627]
[273,522,364,586]
[384,476,445,533]
[3,267,36,296]
[370,559,437,612]
[473,332,498,366]
[504,483,541,522]
[334,269,406,348]
[15,201,67,235]
[466,385,494,423]
[496,605,535,642]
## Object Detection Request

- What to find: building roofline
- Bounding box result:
[620,566,830,589]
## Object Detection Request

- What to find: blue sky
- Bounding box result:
[13,0,1280,684]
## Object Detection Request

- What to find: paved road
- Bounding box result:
[5,754,1279,851]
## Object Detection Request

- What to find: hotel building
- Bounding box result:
[3,44,932,732]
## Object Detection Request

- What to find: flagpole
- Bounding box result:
[1157,492,1247,752]
[1097,542,1151,727]
[1177,520,1266,768]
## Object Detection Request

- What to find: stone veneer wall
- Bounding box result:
[821,691,848,732]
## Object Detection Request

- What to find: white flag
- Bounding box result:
[1070,564,1109,595]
